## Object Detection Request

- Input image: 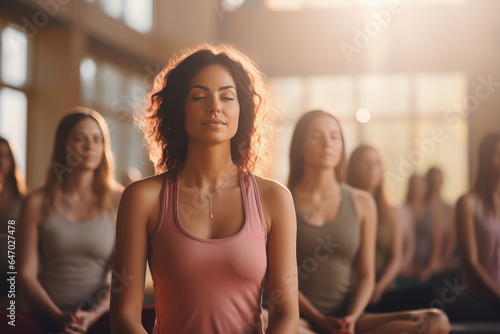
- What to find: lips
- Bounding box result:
[201,119,226,126]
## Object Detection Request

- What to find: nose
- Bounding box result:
[208,96,222,114]
[324,138,334,148]
[82,138,92,151]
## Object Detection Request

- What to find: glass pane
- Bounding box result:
[359,73,410,116]
[264,0,304,10]
[0,87,27,175]
[268,77,304,182]
[80,57,97,105]
[268,122,294,185]
[363,121,411,203]
[342,121,358,159]
[127,74,146,114]
[124,0,153,33]
[269,77,304,128]
[103,115,121,179]
[127,125,145,181]
[418,0,466,4]
[304,76,354,118]
[99,0,122,19]
[416,119,468,204]
[1,27,28,87]
[310,0,352,8]
[416,72,467,115]
[97,62,123,109]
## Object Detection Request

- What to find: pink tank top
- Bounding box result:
[148,171,267,334]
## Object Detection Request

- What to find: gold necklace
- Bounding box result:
[184,170,236,219]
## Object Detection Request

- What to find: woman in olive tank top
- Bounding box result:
[289,110,450,334]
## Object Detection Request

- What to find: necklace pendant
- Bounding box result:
[199,195,204,199]
[210,214,214,219]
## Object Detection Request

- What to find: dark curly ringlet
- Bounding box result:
[140,43,272,179]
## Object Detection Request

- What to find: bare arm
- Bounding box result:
[110,179,160,334]
[371,206,403,303]
[417,203,443,281]
[400,206,416,277]
[345,189,377,321]
[258,178,299,334]
[442,204,457,265]
[456,193,500,300]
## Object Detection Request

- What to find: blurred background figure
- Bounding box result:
[346,144,403,309]
[448,132,500,321]
[0,137,27,309]
[399,174,442,283]
[7,108,125,334]
[425,167,458,269]
[291,110,449,334]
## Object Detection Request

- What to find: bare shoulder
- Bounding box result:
[253,175,294,230]
[389,204,403,222]
[22,189,46,213]
[253,174,292,204]
[22,189,45,209]
[344,184,375,209]
[19,189,46,226]
[456,191,477,215]
[343,184,376,224]
[121,174,164,205]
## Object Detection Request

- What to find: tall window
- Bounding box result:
[265,0,466,11]
[80,56,151,181]
[268,72,468,204]
[0,23,29,175]
[88,0,154,34]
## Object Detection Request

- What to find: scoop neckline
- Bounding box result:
[294,184,346,228]
[174,170,248,243]
[52,210,103,224]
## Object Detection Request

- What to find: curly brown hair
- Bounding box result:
[139,43,272,178]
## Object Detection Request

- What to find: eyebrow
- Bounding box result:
[73,131,103,136]
[310,129,340,134]
[189,85,236,92]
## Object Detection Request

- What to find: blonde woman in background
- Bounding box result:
[12,108,124,334]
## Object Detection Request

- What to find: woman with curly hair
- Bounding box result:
[110,44,299,334]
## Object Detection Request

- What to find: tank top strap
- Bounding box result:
[149,174,171,243]
[339,184,359,222]
[476,196,485,219]
[240,171,268,240]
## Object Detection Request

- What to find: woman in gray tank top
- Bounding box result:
[289,110,450,334]
[16,108,123,333]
